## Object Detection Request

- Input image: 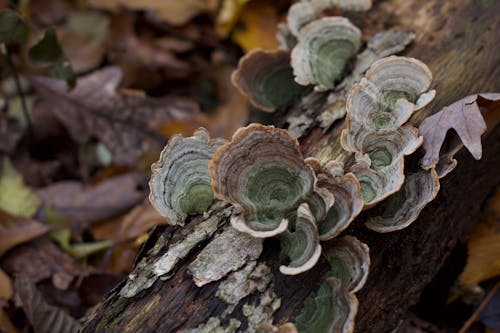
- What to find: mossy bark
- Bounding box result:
[81,0,500,332]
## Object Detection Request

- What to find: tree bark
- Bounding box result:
[82,0,500,332]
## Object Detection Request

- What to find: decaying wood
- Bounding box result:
[81,0,500,332]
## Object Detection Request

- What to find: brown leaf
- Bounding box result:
[36,172,148,232]
[14,275,81,333]
[0,308,18,333]
[0,209,49,256]
[0,114,24,153]
[90,199,167,243]
[31,67,200,165]
[2,238,85,290]
[87,0,219,26]
[0,268,12,301]
[459,189,500,286]
[419,93,499,171]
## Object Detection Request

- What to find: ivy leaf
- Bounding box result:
[0,158,41,218]
[419,93,500,174]
[14,275,81,333]
[28,28,76,88]
[0,9,29,44]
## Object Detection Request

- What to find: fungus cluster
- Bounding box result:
[147,1,451,332]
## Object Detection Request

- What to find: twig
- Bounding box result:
[459,280,500,333]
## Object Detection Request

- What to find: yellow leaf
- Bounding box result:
[231,0,280,52]
[86,0,219,26]
[0,268,13,301]
[0,158,41,217]
[459,189,500,285]
[216,0,250,37]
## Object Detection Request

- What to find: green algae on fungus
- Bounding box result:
[295,277,358,333]
[366,169,440,232]
[279,203,322,275]
[209,124,316,238]
[149,128,226,226]
[291,17,361,91]
[232,49,305,112]
[324,236,370,293]
[346,56,434,131]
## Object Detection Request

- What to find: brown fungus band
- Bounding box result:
[209,124,316,238]
[291,17,361,91]
[149,129,226,226]
[279,203,322,275]
[347,56,434,131]
[366,169,440,232]
[232,49,305,112]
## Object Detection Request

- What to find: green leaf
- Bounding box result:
[45,207,112,258]
[28,28,76,88]
[0,158,41,217]
[0,9,29,44]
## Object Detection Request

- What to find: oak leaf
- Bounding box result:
[31,67,199,165]
[419,93,500,173]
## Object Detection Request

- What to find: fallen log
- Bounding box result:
[82,0,500,332]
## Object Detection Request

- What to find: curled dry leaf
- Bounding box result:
[31,67,199,165]
[419,93,500,171]
[36,172,148,232]
[0,268,13,301]
[14,275,81,333]
[0,209,49,256]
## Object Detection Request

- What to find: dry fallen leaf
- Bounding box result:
[231,0,280,52]
[57,11,109,73]
[2,238,85,290]
[15,275,81,333]
[31,67,200,165]
[0,158,42,218]
[161,64,249,139]
[87,0,219,26]
[419,93,500,172]
[36,171,148,232]
[0,209,49,256]
[0,268,13,301]
[459,189,500,286]
[216,0,250,37]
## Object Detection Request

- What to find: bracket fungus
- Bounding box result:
[341,122,423,170]
[295,277,358,333]
[347,56,434,131]
[366,169,440,232]
[209,124,316,238]
[291,17,361,90]
[324,236,370,293]
[317,172,363,240]
[232,49,305,112]
[149,128,226,226]
[279,203,322,275]
[349,156,405,207]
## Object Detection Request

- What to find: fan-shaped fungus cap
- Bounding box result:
[341,122,423,170]
[149,128,226,225]
[317,172,363,241]
[306,186,335,222]
[347,56,434,131]
[232,49,304,112]
[209,124,316,238]
[295,277,358,333]
[366,169,440,232]
[324,236,370,293]
[287,0,372,37]
[291,17,361,90]
[349,156,405,208]
[279,203,322,275]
